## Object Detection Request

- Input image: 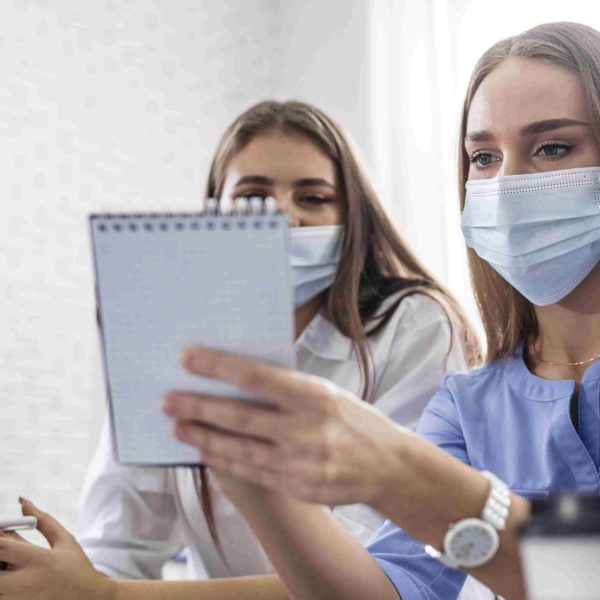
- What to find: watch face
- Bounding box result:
[444,518,500,568]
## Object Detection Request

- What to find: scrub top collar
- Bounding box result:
[507,341,600,401]
[296,310,354,361]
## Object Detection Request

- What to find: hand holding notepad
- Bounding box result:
[90,205,295,465]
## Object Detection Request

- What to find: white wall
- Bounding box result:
[274,0,374,159]
[5,0,598,536]
[0,0,374,531]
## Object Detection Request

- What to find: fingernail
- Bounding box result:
[180,347,196,364]
[161,395,177,416]
[174,422,189,440]
[21,497,33,507]
[181,347,206,369]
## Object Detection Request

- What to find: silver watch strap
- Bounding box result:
[480,471,511,531]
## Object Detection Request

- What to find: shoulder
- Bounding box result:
[366,292,452,361]
[417,355,519,455]
[374,291,469,371]
[439,356,514,401]
[444,356,512,384]
[376,291,453,334]
[367,292,470,404]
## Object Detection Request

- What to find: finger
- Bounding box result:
[0,532,5,572]
[205,455,286,491]
[180,347,334,411]
[0,534,40,567]
[214,457,329,503]
[163,393,293,441]
[0,531,26,544]
[19,498,70,549]
[173,420,281,468]
[0,569,20,589]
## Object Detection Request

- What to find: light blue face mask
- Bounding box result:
[291,225,343,308]
[461,166,600,306]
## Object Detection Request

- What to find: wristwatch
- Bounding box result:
[425,471,511,569]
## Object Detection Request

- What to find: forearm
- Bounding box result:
[231,490,399,600]
[113,574,290,600]
[374,429,531,599]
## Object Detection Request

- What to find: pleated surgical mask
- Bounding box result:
[290,225,343,308]
[461,167,600,306]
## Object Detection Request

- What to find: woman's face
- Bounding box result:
[465,57,600,180]
[220,130,343,227]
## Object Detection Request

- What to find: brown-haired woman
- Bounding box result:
[0,100,477,599]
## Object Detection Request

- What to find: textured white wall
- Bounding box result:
[0,0,373,532]
[274,0,374,163]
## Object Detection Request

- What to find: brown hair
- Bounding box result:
[208,100,480,383]
[197,99,480,564]
[458,22,600,362]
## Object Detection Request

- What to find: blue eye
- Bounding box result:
[469,153,495,168]
[535,143,573,158]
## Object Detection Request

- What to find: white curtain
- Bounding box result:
[366,0,600,334]
[367,0,478,326]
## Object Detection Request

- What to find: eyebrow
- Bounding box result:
[465,118,590,142]
[522,118,590,135]
[234,175,336,189]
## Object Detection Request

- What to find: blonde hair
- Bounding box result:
[458,22,600,361]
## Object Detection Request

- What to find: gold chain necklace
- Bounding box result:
[532,350,600,367]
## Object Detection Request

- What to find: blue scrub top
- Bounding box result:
[367,347,600,600]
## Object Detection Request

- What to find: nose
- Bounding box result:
[497,154,537,177]
[272,193,301,227]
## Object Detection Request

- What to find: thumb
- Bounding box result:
[19,497,71,549]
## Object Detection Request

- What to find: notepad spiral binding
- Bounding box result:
[91,196,284,233]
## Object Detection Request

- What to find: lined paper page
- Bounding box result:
[91,213,294,465]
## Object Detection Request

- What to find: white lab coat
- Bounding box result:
[76,293,470,580]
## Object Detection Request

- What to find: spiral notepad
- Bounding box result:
[90,206,295,466]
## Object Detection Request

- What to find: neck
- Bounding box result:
[294,295,323,339]
[529,262,600,381]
